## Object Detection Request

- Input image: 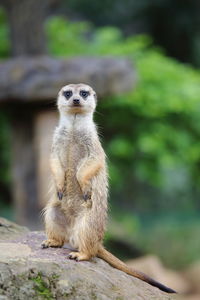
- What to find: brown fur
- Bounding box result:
[42,84,176,294]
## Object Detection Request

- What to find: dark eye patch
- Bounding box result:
[63,90,73,99]
[80,90,90,99]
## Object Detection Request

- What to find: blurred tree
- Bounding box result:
[62,0,200,66]
[0,7,10,57]
[0,0,62,222]
[145,0,200,66]
[1,0,200,64]
[0,0,61,55]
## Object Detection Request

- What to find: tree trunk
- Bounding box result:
[34,110,58,210]
[11,108,40,228]
[1,0,49,56]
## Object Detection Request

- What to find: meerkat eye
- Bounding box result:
[63,90,73,99]
[80,90,89,99]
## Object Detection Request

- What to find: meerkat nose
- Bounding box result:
[73,99,80,105]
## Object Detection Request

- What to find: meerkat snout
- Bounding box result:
[73,98,80,106]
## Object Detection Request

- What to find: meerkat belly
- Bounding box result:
[61,136,88,208]
[66,142,84,195]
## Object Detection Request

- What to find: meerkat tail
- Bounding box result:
[97,246,176,294]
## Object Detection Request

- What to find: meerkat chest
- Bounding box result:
[58,129,91,168]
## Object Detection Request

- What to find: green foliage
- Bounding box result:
[46,17,200,214]
[46,16,91,56]
[0,8,11,196]
[32,274,53,300]
[0,7,10,58]
[106,212,200,269]
[135,212,200,268]
[63,0,200,67]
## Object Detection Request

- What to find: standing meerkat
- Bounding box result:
[42,83,175,294]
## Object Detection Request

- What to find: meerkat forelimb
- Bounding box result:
[77,156,104,200]
[50,154,65,200]
[42,83,176,294]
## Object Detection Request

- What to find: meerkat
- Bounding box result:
[41,83,176,294]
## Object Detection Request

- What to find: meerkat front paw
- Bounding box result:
[83,190,91,201]
[56,184,65,200]
[81,182,92,201]
[82,186,92,208]
[57,190,64,200]
[41,239,64,248]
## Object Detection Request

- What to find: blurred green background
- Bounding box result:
[0,0,200,271]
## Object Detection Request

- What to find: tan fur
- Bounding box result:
[42,84,175,294]
[50,156,65,194]
[77,159,104,193]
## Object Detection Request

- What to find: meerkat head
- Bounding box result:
[57,83,97,115]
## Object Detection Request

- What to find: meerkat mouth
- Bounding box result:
[69,106,84,114]
[70,103,82,107]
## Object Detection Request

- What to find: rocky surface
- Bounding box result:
[126,256,200,300]
[0,220,175,300]
[184,261,200,294]
[0,56,136,102]
[0,217,29,241]
[126,255,190,294]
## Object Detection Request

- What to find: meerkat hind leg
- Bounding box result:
[41,204,67,249]
[68,214,100,261]
[68,251,91,261]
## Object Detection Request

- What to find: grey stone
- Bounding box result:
[0,222,175,300]
[0,56,136,102]
[0,217,29,241]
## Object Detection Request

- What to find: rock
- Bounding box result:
[179,295,200,300]
[0,217,29,241]
[0,228,175,300]
[184,261,200,293]
[0,56,136,102]
[126,255,190,294]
